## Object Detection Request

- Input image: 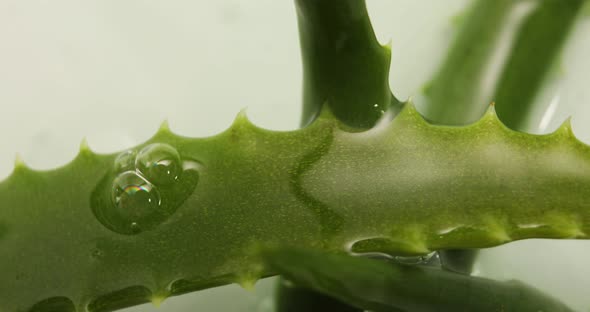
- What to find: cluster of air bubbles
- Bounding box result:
[92,143,201,235]
[113,150,137,172]
[111,171,162,224]
[135,143,182,185]
[111,143,182,232]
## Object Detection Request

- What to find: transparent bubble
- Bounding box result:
[113,150,137,173]
[92,148,201,235]
[136,143,182,186]
[110,171,161,233]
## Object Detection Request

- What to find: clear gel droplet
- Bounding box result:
[136,143,182,186]
[92,147,201,235]
[112,171,161,212]
[109,171,161,233]
[113,150,137,173]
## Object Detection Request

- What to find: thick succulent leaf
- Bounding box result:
[415,0,583,273]
[1,104,589,311]
[263,247,574,312]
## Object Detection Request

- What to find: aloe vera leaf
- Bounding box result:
[422,0,583,126]
[493,0,584,130]
[263,247,574,312]
[1,104,590,311]
[296,0,399,128]
[421,0,513,125]
[423,0,584,274]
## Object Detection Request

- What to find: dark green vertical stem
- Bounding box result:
[494,0,584,130]
[296,0,398,128]
[284,0,396,309]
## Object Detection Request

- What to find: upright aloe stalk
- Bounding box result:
[280,1,394,310]
[296,0,400,128]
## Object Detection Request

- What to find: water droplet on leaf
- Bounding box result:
[106,171,162,234]
[113,150,137,173]
[91,146,202,235]
[112,171,161,214]
[136,143,182,185]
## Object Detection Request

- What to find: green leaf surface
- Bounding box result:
[420,0,584,276]
[263,247,574,312]
[1,104,589,311]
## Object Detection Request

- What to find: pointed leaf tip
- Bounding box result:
[150,295,167,307]
[231,108,256,129]
[237,279,257,292]
[302,102,340,130]
[317,102,336,121]
[486,101,497,114]
[554,116,574,138]
[79,137,91,153]
[159,119,171,133]
[9,153,32,178]
[13,153,26,171]
[482,102,497,118]
[382,39,392,52]
[236,107,249,119]
[477,102,507,129]
[394,101,427,126]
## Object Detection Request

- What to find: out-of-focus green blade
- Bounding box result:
[264,247,574,312]
[493,0,584,130]
[275,278,363,312]
[423,0,584,127]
